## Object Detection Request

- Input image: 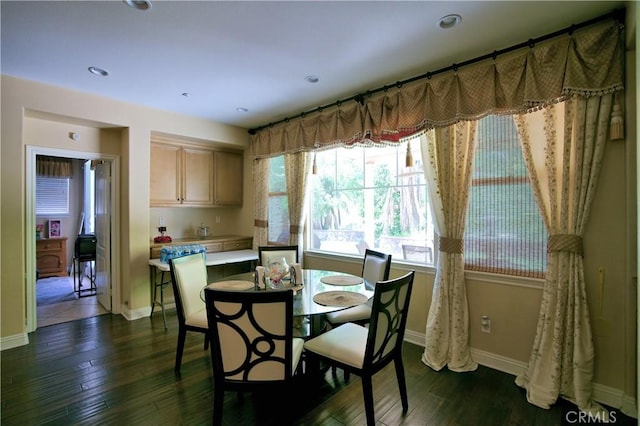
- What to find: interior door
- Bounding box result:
[95,161,112,310]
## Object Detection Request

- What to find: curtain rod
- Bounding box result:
[248,8,624,135]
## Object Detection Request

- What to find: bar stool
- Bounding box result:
[73,234,97,297]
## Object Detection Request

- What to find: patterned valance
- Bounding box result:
[36,156,73,178]
[251,18,624,158]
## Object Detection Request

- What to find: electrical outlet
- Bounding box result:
[216,216,220,224]
[481,315,491,333]
[159,216,166,226]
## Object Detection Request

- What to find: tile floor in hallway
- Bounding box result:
[37,276,109,328]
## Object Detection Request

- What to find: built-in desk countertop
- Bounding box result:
[148,249,258,272]
[148,249,258,329]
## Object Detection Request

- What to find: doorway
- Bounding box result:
[27,146,120,332]
[35,157,109,327]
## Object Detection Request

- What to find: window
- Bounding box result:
[308,141,434,263]
[464,115,547,278]
[276,116,546,277]
[36,175,70,216]
[268,155,290,244]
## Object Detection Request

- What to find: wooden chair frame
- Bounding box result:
[204,288,304,426]
[169,253,210,373]
[304,271,415,426]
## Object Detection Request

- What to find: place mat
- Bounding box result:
[313,291,368,307]
[320,275,363,286]
[207,280,254,291]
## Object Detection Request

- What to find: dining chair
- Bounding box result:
[258,244,299,267]
[303,270,415,426]
[204,287,304,426]
[325,248,391,327]
[169,252,210,373]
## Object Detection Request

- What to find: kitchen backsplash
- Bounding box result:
[150,207,243,240]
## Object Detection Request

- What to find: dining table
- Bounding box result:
[202,269,375,339]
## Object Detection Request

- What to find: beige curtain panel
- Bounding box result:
[36,156,73,178]
[252,157,270,249]
[250,20,623,158]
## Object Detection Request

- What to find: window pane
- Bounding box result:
[336,148,363,189]
[465,115,547,277]
[269,155,286,192]
[310,141,434,263]
[268,194,289,243]
[36,175,70,215]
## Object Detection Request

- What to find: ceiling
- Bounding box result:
[1,1,626,130]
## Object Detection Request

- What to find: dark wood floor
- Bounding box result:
[1,311,636,426]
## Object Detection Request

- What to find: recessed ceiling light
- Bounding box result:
[236,107,249,113]
[88,66,109,76]
[305,75,320,84]
[438,14,461,29]
[123,0,152,11]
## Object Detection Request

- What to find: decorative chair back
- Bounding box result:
[364,271,414,367]
[258,245,299,267]
[204,288,296,382]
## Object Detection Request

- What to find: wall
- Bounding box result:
[1,76,251,345]
[1,16,636,413]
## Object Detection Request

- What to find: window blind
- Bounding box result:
[465,115,547,278]
[36,175,70,215]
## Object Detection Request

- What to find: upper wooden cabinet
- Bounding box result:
[150,137,243,207]
[213,151,243,206]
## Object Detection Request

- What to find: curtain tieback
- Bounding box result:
[289,224,303,234]
[254,219,268,228]
[547,234,583,255]
[439,237,463,254]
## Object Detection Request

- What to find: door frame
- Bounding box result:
[26,146,121,332]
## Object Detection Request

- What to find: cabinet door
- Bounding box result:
[150,143,182,206]
[214,151,243,206]
[182,147,215,206]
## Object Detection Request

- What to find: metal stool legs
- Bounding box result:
[150,270,169,329]
[73,256,96,297]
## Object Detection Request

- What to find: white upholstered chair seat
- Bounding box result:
[325,302,372,324]
[303,322,367,369]
[291,338,305,374]
[184,308,208,328]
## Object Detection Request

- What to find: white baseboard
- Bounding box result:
[404,332,636,418]
[120,302,175,322]
[404,329,425,347]
[120,305,151,321]
[470,347,527,376]
[0,332,29,351]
